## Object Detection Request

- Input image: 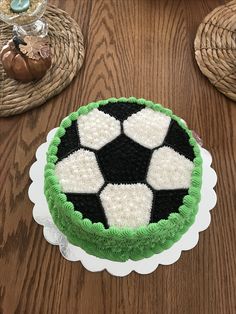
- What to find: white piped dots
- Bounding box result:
[100,184,153,228]
[77,109,121,150]
[123,108,171,149]
[147,146,194,190]
[55,149,104,193]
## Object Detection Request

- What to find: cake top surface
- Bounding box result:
[50,99,198,230]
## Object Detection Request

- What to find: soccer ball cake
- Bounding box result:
[44,97,202,262]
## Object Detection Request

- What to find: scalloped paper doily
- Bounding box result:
[29,128,217,277]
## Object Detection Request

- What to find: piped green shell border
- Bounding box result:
[44,97,202,262]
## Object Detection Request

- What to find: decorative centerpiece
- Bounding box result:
[0,0,48,37]
[0,0,51,82]
[0,4,84,116]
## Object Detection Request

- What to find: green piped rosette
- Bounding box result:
[44,97,202,262]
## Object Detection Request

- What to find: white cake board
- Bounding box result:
[29,128,217,277]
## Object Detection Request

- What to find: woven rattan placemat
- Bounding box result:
[194,0,236,101]
[0,4,84,117]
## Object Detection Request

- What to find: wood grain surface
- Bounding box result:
[0,0,235,313]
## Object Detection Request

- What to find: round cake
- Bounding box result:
[44,97,202,262]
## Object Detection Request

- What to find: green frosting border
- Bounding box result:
[44,97,203,262]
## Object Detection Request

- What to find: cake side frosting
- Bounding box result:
[44,97,202,262]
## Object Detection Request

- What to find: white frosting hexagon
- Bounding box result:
[147,146,194,190]
[123,108,171,149]
[77,109,121,150]
[55,149,104,193]
[100,184,153,228]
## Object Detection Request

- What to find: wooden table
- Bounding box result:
[0,0,235,313]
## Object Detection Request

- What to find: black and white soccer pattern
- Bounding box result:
[55,102,195,229]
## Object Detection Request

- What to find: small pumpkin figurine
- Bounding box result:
[0,36,51,83]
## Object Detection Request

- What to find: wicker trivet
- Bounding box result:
[0,4,84,117]
[194,0,236,101]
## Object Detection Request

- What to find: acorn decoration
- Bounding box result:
[0,35,51,83]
